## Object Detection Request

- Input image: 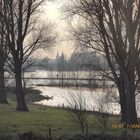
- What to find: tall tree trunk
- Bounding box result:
[116,72,127,123]
[118,85,126,123]
[15,65,28,111]
[125,83,137,124]
[117,78,137,124]
[0,58,8,103]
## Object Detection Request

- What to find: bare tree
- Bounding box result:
[67,91,89,136]
[57,52,66,87]
[69,52,82,88]
[0,0,56,111]
[64,0,140,124]
[0,13,8,103]
[93,92,111,133]
[0,15,7,103]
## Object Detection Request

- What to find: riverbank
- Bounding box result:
[0,101,140,140]
[2,86,140,140]
[5,86,46,103]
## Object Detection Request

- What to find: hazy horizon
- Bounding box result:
[33,1,75,60]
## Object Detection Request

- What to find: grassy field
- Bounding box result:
[0,102,72,136]
[0,101,139,139]
[0,88,139,139]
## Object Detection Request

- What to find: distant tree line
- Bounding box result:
[36,51,109,71]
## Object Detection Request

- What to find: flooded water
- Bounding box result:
[5,70,140,117]
[6,70,114,87]
[34,86,121,115]
[34,86,140,117]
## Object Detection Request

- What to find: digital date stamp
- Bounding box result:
[112,123,140,129]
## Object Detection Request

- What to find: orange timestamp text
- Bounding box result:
[112,123,140,129]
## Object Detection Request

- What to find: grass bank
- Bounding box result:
[0,87,139,139]
[0,102,139,138]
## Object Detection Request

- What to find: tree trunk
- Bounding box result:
[0,59,8,103]
[15,66,28,111]
[125,83,137,124]
[117,78,137,124]
[116,74,127,123]
[118,86,126,123]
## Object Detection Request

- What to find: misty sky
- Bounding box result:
[34,1,74,59]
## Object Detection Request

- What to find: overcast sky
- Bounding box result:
[34,1,74,59]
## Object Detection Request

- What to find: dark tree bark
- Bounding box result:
[0,58,8,103]
[0,14,8,104]
[15,60,28,111]
[117,80,126,123]
[125,83,137,124]
[117,77,137,124]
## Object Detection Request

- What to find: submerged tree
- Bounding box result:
[0,0,55,111]
[65,0,140,124]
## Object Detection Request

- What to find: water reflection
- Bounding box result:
[34,86,121,115]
